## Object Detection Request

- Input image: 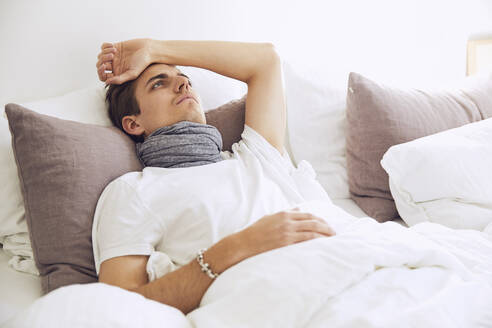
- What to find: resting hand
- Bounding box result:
[238,207,336,256]
[96,38,154,85]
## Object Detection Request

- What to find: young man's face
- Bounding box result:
[132,63,205,138]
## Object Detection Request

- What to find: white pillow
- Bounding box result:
[380,118,492,230]
[180,66,248,110]
[283,61,350,200]
[0,118,26,238]
[1,68,246,275]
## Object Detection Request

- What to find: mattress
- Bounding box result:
[0,198,406,324]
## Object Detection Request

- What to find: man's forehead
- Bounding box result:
[143,63,180,77]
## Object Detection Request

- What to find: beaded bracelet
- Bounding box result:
[196,248,219,280]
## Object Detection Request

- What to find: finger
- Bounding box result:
[98,64,113,82]
[107,70,137,85]
[97,61,113,73]
[98,53,114,62]
[290,212,323,221]
[97,62,105,73]
[101,42,114,50]
[97,47,116,60]
[95,58,109,69]
[97,48,116,60]
[103,62,113,72]
[293,232,327,244]
[295,220,336,236]
[96,58,113,72]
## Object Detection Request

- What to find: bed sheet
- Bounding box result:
[0,248,42,324]
[0,198,415,325]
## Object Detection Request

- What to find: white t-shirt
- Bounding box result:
[92,124,332,281]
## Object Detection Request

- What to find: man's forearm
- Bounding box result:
[149,40,278,83]
[131,232,251,315]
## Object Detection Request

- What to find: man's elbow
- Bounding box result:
[246,43,280,83]
[263,42,281,64]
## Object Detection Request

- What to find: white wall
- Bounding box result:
[1,0,491,106]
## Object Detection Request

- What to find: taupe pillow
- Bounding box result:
[206,94,246,151]
[5,96,246,294]
[346,72,492,222]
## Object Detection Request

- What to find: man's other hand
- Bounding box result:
[238,206,336,257]
[96,38,153,85]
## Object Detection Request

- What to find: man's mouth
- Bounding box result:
[178,97,194,104]
[177,95,196,105]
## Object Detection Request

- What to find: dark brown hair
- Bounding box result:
[105,81,144,143]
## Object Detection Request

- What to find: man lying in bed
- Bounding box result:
[93,39,335,315]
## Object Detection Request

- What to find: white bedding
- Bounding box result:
[2,199,492,327]
[0,249,42,324]
[0,198,387,325]
[187,200,492,327]
[381,118,492,231]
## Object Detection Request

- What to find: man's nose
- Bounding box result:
[176,77,190,93]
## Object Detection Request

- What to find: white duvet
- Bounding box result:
[4,201,492,328]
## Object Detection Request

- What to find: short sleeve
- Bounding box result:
[146,251,178,282]
[236,124,296,172]
[92,179,165,275]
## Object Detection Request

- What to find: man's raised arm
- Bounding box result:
[97,39,286,154]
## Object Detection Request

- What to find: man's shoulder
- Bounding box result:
[104,171,143,194]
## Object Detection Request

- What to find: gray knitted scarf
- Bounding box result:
[136,121,224,169]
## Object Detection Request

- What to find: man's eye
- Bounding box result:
[188,80,193,87]
[152,81,163,89]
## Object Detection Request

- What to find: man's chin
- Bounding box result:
[182,111,206,125]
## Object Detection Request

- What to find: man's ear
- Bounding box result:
[122,115,145,138]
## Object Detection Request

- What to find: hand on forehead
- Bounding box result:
[136,63,185,88]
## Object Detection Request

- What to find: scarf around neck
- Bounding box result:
[136,121,224,169]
